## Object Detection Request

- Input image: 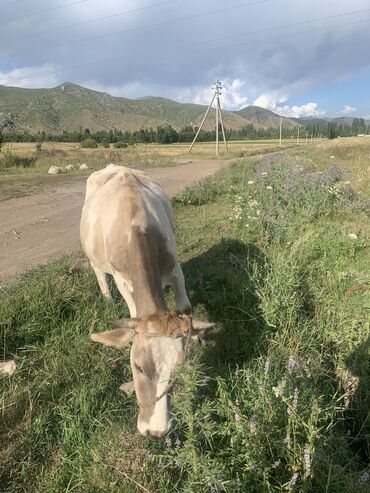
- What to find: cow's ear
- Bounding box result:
[90,327,135,348]
[191,319,217,331]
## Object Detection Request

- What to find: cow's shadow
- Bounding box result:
[344,336,370,463]
[181,238,269,377]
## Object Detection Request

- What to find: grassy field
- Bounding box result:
[0,138,369,492]
[0,139,297,202]
[0,139,298,175]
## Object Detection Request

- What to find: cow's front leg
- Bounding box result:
[112,271,137,318]
[170,263,191,314]
[91,263,112,300]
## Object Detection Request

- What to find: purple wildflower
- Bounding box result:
[290,472,299,485]
[293,388,299,410]
[304,446,311,477]
[249,415,257,435]
[288,356,297,373]
[264,358,270,375]
[359,472,369,484]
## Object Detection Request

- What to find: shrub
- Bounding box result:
[113,141,128,149]
[100,138,110,149]
[80,138,98,149]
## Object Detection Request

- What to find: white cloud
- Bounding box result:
[0,64,59,88]
[253,92,326,118]
[340,105,357,115]
[191,78,248,111]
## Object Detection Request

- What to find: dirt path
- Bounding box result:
[0,159,234,285]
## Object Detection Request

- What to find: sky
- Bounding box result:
[1,0,370,118]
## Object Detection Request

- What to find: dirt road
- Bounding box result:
[0,159,232,285]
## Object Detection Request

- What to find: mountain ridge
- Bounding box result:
[0,82,299,134]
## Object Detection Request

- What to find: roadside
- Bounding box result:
[0,158,237,285]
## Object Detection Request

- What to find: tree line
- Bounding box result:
[0,118,369,146]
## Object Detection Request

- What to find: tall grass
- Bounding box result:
[0,147,36,169]
[1,152,369,492]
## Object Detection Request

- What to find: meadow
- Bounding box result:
[0,139,299,174]
[0,137,369,492]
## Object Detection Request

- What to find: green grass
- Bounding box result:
[1,151,369,492]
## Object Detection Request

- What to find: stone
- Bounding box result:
[48,165,61,175]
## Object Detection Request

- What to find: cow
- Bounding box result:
[80,164,215,437]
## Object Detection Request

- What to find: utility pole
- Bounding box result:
[188,80,228,155]
[279,113,283,147]
[215,88,219,156]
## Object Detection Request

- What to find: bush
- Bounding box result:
[100,138,110,149]
[80,138,98,149]
[113,141,128,149]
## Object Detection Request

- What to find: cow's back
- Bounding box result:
[80,165,175,276]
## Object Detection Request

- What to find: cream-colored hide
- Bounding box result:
[91,315,216,437]
[81,165,194,436]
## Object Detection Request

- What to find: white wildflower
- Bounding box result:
[348,233,358,240]
[266,185,273,190]
[247,180,254,185]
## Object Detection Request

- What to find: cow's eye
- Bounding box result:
[135,363,145,375]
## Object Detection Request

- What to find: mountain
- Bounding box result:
[236,105,299,129]
[0,82,314,134]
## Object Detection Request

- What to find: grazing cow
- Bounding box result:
[80,164,215,437]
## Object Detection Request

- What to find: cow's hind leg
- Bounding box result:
[91,263,112,300]
[169,263,191,314]
[112,271,137,318]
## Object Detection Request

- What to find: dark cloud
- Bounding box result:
[1,0,370,113]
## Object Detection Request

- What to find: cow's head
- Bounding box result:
[91,314,216,437]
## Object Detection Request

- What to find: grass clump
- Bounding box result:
[1,151,369,492]
[0,148,36,169]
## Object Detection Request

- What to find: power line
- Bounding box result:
[210,16,370,53]
[200,6,370,46]
[5,11,370,83]
[40,0,181,34]
[0,0,26,7]
[5,0,89,21]
[71,0,270,44]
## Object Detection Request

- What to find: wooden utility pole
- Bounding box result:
[279,113,283,147]
[188,92,216,153]
[188,80,228,155]
[215,90,219,156]
[218,96,228,152]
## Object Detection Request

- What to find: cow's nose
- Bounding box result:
[150,429,167,438]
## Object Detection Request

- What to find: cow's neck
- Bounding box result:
[130,227,167,318]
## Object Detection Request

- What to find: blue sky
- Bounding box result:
[0,0,369,117]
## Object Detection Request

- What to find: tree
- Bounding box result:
[0,130,3,151]
[156,125,178,144]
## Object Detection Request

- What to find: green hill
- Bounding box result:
[0,82,296,134]
[236,105,299,129]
